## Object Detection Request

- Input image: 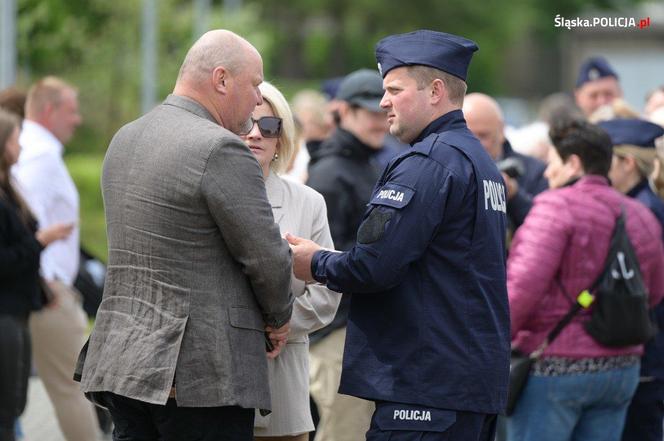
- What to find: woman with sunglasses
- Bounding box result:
[239,82,339,441]
[0,108,73,441]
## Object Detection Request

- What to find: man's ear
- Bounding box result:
[336,101,351,120]
[430,78,445,105]
[212,66,229,94]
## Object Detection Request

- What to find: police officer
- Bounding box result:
[288,29,510,440]
[574,56,622,118]
[600,118,664,441]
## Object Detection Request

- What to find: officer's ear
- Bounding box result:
[430,78,446,105]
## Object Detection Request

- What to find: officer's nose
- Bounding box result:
[380,92,390,109]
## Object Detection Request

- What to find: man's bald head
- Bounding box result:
[177,30,258,83]
[173,29,264,134]
[463,93,505,160]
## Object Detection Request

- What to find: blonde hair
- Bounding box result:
[25,76,76,118]
[588,98,639,123]
[614,145,655,178]
[258,81,296,174]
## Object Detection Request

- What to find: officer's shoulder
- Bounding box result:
[406,136,473,176]
[390,147,467,184]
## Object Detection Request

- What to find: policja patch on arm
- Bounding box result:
[357,183,415,244]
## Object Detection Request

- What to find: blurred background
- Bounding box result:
[1,0,662,260]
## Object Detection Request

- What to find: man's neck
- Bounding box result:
[172,84,223,126]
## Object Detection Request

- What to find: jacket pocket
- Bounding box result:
[228,306,264,331]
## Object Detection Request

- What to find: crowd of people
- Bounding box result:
[1,27,664,441]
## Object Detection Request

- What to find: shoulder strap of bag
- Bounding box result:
[528,203,626,359]
[529,283,583,359]
[588,205,626,293]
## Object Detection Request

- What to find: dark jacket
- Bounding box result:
[307,128,383,342]
[0,193,43,317]
[312,110,510,414]
[501,140,548,228]
[627,179,664,384]
[308,128,383,251]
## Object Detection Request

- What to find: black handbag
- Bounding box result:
[506,293,583,415]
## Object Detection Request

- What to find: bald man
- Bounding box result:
[75,30,294,440]
[463,93,548,229]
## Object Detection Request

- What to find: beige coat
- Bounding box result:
[254,172,339,436]
[76,95,293,410]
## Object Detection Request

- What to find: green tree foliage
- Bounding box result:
[12,0,639,257]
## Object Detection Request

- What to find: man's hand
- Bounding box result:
[285,233,322,282]
[265,321,290,359]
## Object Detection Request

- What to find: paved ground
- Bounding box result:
[20,377,110,441]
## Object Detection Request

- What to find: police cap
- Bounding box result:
[375,29,478,81]
[599,118,664,148]
[576,56,618,88]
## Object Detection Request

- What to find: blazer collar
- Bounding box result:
[163,94,217,125]
[265,171,285,224]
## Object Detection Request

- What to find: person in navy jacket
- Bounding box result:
[288,29,510,441]
[600,118,664,441]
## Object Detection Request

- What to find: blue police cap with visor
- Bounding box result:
[576,56,619,88]
[598,119,664,148]
[375,29,479,80]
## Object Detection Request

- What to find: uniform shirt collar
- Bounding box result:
[411,109,467,146]
[20,119,64,158]
[627,179,650,198]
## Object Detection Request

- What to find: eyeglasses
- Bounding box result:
[238,116,282,138]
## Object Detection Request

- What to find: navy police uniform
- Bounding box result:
[310,30,510,440]
[600,118,664,441]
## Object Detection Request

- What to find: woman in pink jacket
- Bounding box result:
[506,119,664,441]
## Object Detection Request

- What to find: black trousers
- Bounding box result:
[89,391,255,441]
[0,315,31,441]
[621,380,664,441]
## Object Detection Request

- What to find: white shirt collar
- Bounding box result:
[19,119,64,159]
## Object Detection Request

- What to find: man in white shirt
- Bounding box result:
[12,77,98,441]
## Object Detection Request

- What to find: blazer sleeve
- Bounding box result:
[290,191,340,336]
[201,138,293,328]
[0,201,43,278]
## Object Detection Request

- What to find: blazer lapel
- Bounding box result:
[265,172,285,224]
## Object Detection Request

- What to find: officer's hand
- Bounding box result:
[501,172,519,200]
[285,233,320,282]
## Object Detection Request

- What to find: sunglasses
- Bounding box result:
[238,116,282,138]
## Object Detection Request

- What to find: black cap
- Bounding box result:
[336,69,384,112]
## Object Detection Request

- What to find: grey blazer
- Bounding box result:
[77,95,293,410]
